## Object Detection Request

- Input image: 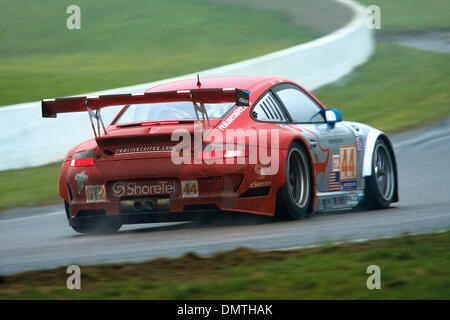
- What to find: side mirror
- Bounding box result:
[323,108,342,124]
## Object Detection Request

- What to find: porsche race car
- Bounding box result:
[42,76,398,233]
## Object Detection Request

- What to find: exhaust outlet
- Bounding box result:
[133,201,143,211]
[144,201,154,211]
[120,197,169,213]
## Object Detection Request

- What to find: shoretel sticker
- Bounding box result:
[111,180,175,198]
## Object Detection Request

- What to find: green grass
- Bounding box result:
[359,0,450,33]
[0,0,318,106]
[315,43,450,133]
[315,0,450,133]
[0,162,61,210]
[1,231,449,299]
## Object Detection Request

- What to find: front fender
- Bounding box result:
[346,121,398,203]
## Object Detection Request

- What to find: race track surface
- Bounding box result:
[1,119,449,275]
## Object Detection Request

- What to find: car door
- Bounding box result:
[272,83,357,193]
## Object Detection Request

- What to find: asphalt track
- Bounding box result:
[1,118,449,275]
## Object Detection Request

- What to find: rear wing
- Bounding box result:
[41,88,250,118]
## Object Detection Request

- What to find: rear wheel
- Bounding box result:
[363,139,396,209]
[276,142,312,220]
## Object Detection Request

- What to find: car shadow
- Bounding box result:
[117,212,275,235]
[70,206,400,237]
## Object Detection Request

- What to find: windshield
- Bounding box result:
[115,101,235,124]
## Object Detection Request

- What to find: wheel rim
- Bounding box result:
[373,143,394,201]
[287,148,310,208]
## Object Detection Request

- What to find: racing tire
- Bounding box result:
[363,139,396,209]
[64,201,71,221]
[276,142,312,220]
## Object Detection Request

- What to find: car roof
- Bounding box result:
[146,75,290,94]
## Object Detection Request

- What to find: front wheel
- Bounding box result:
[276,142,312,220]
[363,139,396,209]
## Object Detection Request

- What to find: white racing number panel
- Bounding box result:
[339,145,357,181]
[181,180,199,198]
[85,185,106,203]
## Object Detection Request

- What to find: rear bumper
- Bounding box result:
[62,156,287,220]
[67,189,277,226]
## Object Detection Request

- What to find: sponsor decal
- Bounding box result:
[339,145,357,181]
[346,193,359,205]
[321,199,328,210]
[182,180,199,198]
[254,164,269,177]
[238,96,249,105]
[328,171,340,192]
[74,171,88,195]
[321,193,359,210]
[341,180,357,191]
[115,145,174,155]
[328,197,341,207]
[333,196,344,205]
[350,124,361,133]
[250,181,271,188]
[111,180,175,198]
[323,196,346,209]
[356,136,364,151]
[218,106,247,131]
[85,185,106,203]
[347,124,364,151]
[332,155,340,172]
[235,89,250,106]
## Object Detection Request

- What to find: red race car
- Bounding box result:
[42,75,398,233]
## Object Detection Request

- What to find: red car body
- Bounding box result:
[42,75,398,232]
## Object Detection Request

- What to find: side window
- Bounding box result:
[275,86,324,123]
[252,92,287,123]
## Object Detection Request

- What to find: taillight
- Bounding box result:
[70,157,94,167]
[197,145,248,160]
[70,149,96,167]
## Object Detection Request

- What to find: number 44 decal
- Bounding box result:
[339,146,357,180]
[182,180,199,198]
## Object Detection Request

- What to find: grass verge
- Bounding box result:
[314,43,450,133]
[0,162,61,211]
[1,231,449,299]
